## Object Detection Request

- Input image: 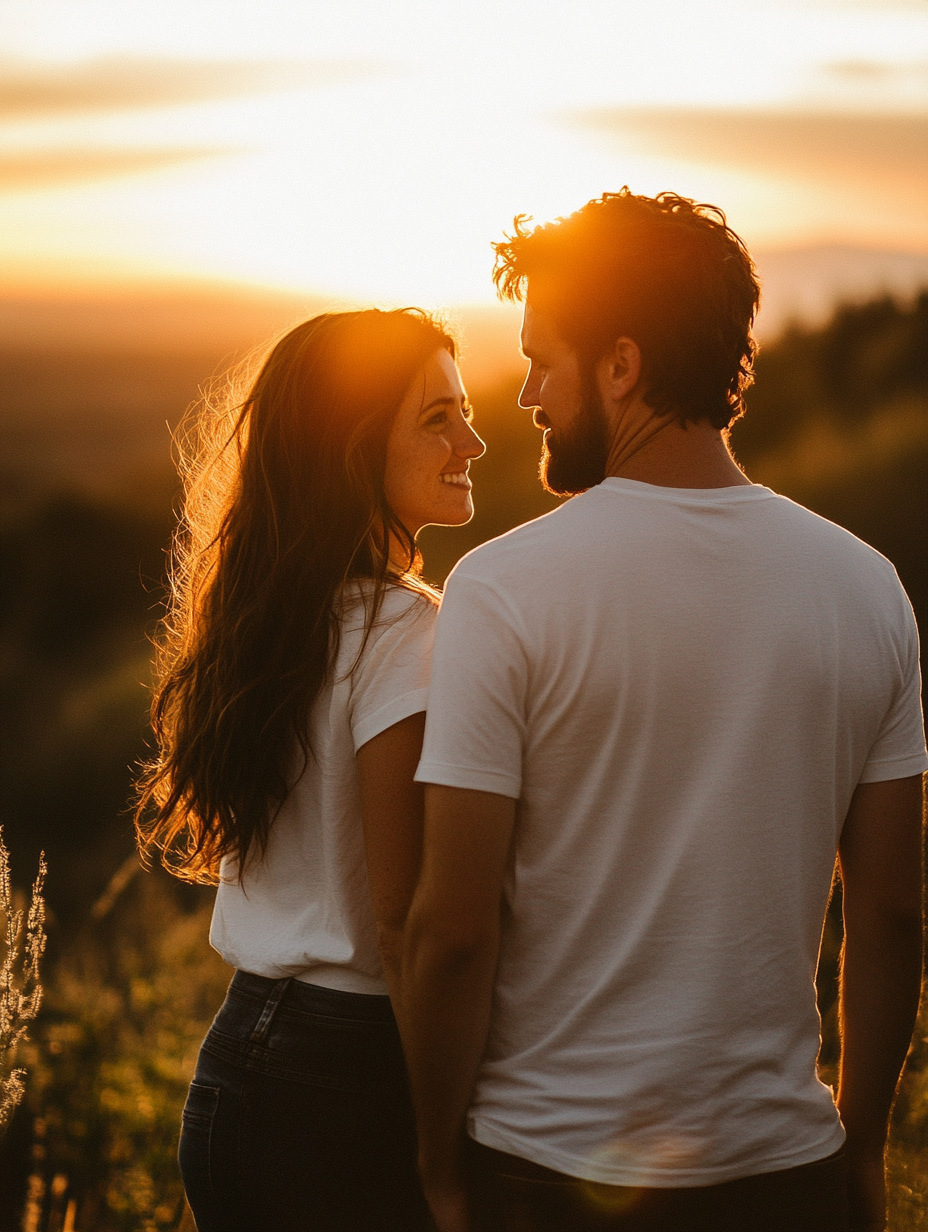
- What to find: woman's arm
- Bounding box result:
[356,711,427,1014]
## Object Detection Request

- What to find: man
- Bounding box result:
[403,190,926,1232]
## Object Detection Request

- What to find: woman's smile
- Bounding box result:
[439,470,472,487]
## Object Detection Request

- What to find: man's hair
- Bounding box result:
[492,189,761,430]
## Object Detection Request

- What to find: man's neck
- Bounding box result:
[605,407,751,490]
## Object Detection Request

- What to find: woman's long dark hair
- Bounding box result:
[135,308,455,883]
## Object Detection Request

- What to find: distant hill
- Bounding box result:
[0,280,524,386]
[751,244,928,337]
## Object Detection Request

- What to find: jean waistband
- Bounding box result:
[230,969,395,1024]
[200,969,405,1092]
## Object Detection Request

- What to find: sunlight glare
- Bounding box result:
[1,0,926,302]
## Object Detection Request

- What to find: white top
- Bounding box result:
[417,478,927,1188]
[212,583,437,995]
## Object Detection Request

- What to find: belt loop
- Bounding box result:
[250,977,292,1044]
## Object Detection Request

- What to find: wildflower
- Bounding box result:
[0,827,47,1139]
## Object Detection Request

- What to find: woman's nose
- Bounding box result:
[455,420,486,460]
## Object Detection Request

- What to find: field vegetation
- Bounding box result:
[0,292,925,1230]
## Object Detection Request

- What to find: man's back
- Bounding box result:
[417,478,924,1187]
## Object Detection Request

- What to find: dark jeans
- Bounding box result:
[467,1140,849,1232]
[178,970,430,1232]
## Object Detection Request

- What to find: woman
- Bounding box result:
[135,309,485,1231]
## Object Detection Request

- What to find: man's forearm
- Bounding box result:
[836,907,922,1232]
[376,923,405,1025]
[836,774,925,1232]
[836,910,923,1146]
[402,786,516,1231]
[837,776,925,1147]
[402,914,499,1182]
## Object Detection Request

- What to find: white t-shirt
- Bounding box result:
[416,478,927,1188]
[211,583,437,995]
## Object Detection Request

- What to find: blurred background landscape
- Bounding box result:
[1,0,927,1227]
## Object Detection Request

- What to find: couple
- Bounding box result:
[137,190,926,1232]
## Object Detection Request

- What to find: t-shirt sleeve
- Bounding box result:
[348,593,437,752]
[416,568,527,799]
[859,589,928,783]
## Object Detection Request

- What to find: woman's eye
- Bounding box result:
[425,412,448,429]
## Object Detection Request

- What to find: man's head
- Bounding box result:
[516,302,612,495]
[493,189,760,494]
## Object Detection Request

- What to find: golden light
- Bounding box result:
[1,0,926,309]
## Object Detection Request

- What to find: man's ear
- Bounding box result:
[598,337,642,405]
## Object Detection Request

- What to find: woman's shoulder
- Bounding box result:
[336,577,438,645]
[332,579,437,702]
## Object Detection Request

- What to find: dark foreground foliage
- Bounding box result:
[0,293,925,1229]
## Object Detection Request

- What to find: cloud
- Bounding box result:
[781,0,928,8]
[563,107,928,194]
[0,146,242,191]
[823,59,928,83]
[0,56,389,119]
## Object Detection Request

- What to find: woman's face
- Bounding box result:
[385,348,485,537]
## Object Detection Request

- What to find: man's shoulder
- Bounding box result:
[767,493,899,575]
[449,503,573,586]
[753,495,913,634]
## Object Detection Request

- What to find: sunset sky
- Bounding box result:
[1,0,927,307]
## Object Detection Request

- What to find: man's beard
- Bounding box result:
[540,381,610,497]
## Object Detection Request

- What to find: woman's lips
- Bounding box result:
[439,471,471,488]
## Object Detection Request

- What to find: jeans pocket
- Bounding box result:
[179,1082,221,1220]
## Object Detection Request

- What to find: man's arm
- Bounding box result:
[837,773,925,1232]
[356,712,427,1012]
[402,784,517,1232]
